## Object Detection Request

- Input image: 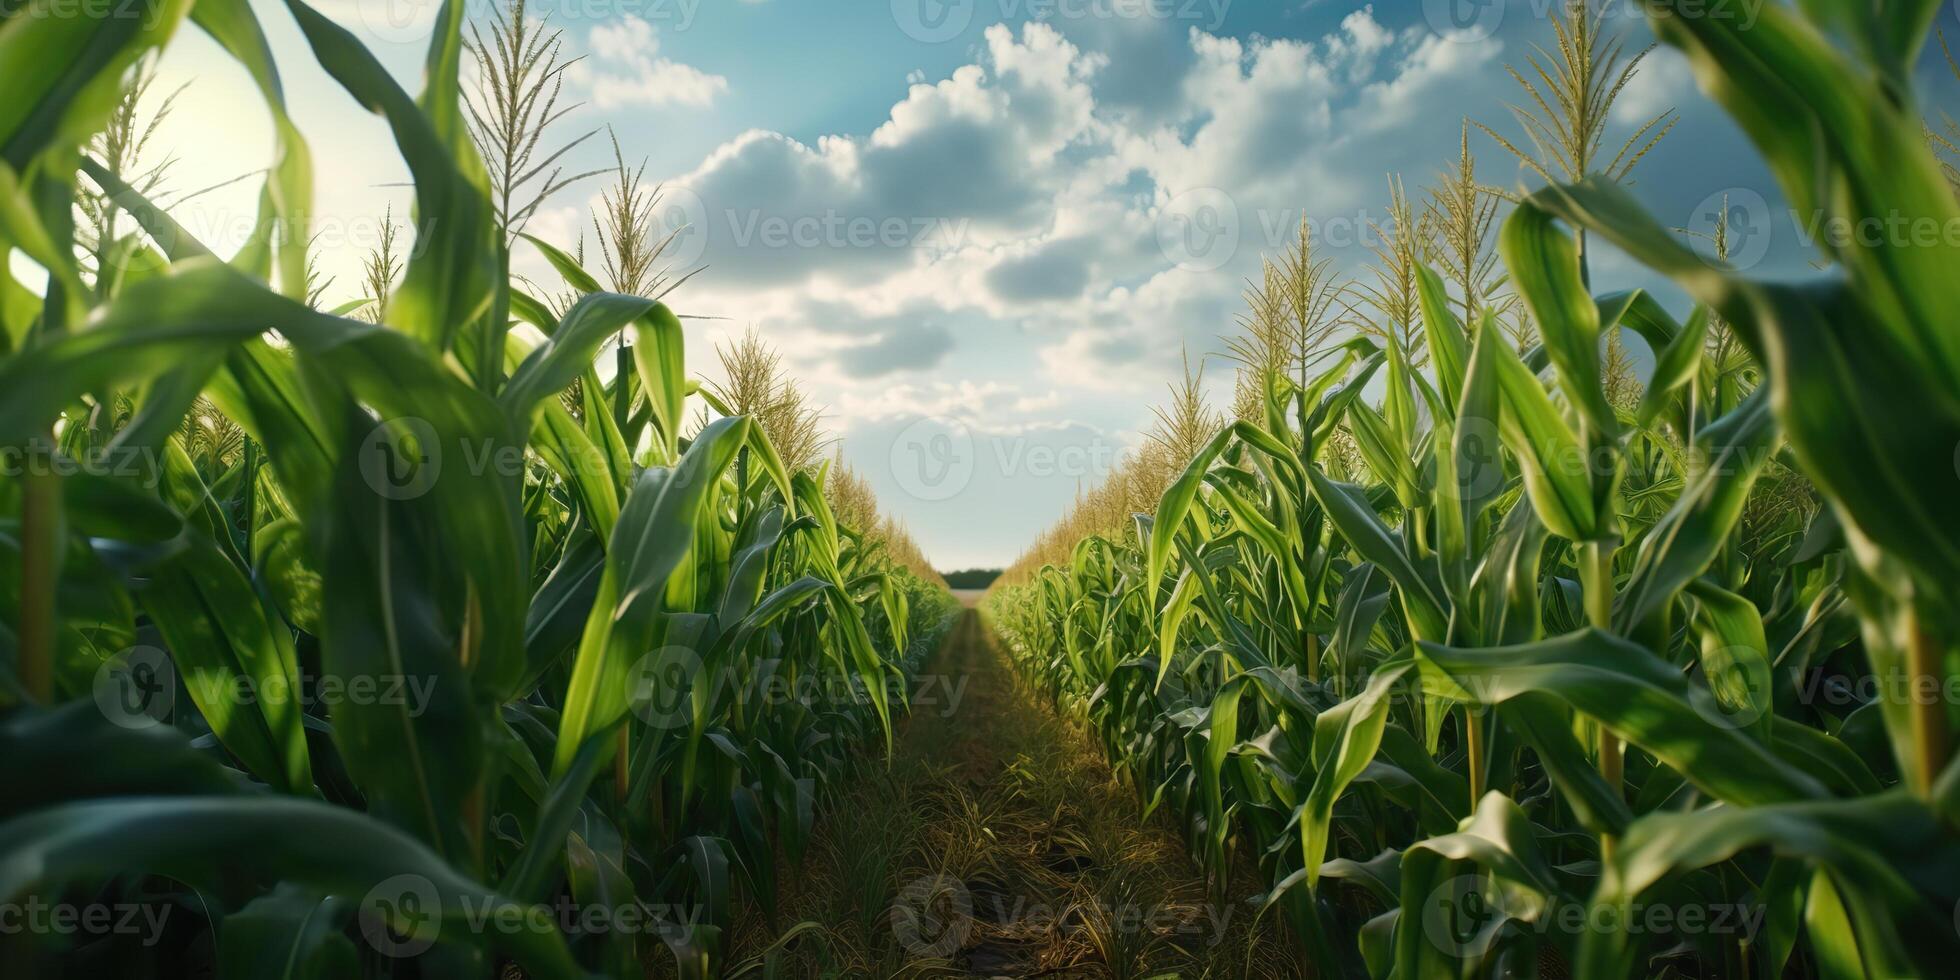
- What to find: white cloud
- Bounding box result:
[1611,45,1690,125]
[659,22,1104,303]
[641,13,1521,437]
[171,0,1745,567]
[576,16,728,109]
[1341,7,1392,57]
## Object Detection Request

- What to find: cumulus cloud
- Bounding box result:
[666,7,1709,460]
[835,379,1037,428]
[1610,45,1691,125]
[836,323,957,378]
[984,235,1097,303]
[576,16,728,109]
[660,22,1104,297]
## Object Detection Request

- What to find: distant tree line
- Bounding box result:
[941,568,1003,589]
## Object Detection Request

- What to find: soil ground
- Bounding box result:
[723,608,1305,978]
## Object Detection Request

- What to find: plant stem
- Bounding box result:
[1580,540,1614,627]
[1580,538,1620,859]
[242,437,259,552]
[614,344,633,431]
[1908,607,1950,797]
[19,437,59,704]
[615,727,631,802]
[1576,228,1591,290]
[1466,706,1486,812]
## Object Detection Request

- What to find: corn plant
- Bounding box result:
[0,2,954,977]
[988,2,1960,976]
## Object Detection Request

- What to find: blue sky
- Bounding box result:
[143,0,1960,568]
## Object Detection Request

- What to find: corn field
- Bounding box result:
[6,0,1960,977]
[0,0,959,976]
[987,1,1960,977]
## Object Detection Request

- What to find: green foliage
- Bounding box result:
[0,2,957,976]
[987,3,1960,976]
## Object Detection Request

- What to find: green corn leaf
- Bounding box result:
[0,262,282,445]
[1306,342,1384,437]
[1805,869,1863,980]
[217,885,358,980]
[1615,388,1777,632]
[1318,850,1401,908]
[1487,324,1597,541]
[1384,336,1418,457]
[1393,791,1569,978]
[315,406,484,860]
[1437,318,1505,599]
[0,162,86,321]
[1145,425,1235,602]
[582,369,635,496]
[1501,202,1617,438]
[0,0,189,171]
[715,504,787,631]
[740,417,797,512]
[501,292,656,422]
[142,450,313,795]
[533,403,621,539]
[1415,265,1470,412]
[632,304,688,461]
[1204,472,1309,615]
[520,231,604,294]
[501,720,622,903]
[1307,467,1447,642]
[190,0,312,296]
[522,526,605,690]
[1577,789,1958,980]
[1418,629,1825,805]
[1157,568,1202,689]
[0,797,590,979]
[1636,305,1708,429]
[1301,660,1411,889]
[554,416,748,778]
[509,287,554,331]
[1347,398,1420,511]
[1230,418,1307,486]
[1531,179,1960,596]
[284,0,498,356]
[564,832,641,978]
[1199,676,1245,899]
[1684,580,1775,743]
[0,702,244,820]
[1497,691,1631,835]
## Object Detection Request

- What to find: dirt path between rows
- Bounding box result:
[734,608,1302,978]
